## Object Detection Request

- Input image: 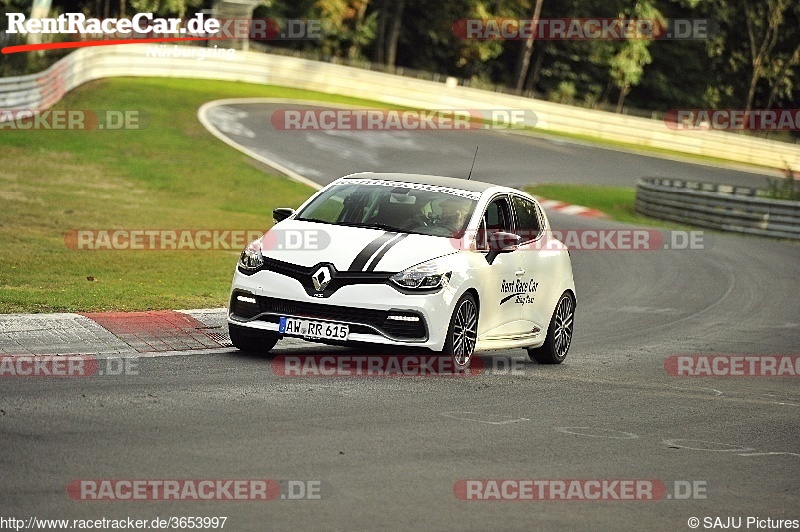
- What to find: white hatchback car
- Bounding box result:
[228,172,575,369]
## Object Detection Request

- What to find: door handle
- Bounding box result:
[515,269,526,276]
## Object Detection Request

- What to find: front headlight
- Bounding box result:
[238,238,264,272]
[390,258,452,290]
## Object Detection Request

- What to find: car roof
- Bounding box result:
[341,172,498,194]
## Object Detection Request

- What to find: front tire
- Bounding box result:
[229,323,279,356]
[527,292,574,364]
[442,293,478,370]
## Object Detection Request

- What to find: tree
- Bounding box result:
[313,0,376,60]
[744,0,800,111]
[370,0,404,67]
[765,45,800,109]
[705,0,799,113]
[608,1,662,113]
[387,0,505,82]
[384,0,404,67]
[309,0,376,59]
[513,0,543,94]
[372,0,387,63]
[609,40,651,112]
[742,0,795,111]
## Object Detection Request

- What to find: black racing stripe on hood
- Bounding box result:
[365,233,408,272]
[348,231,398,271]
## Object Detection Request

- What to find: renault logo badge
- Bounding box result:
[312,266,332,292]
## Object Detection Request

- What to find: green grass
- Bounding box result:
[525,183,687,228]
[525,184,636,222]
[0,77,402,313]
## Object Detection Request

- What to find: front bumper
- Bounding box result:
[228,269,457,351]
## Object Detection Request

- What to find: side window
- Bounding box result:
[511,196,541,242]
[476,196,513,250]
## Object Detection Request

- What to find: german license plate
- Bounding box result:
[279,317,349,341]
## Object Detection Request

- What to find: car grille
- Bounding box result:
[240,257,391,298]
[229,292,427,341]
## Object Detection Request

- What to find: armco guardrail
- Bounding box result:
[1,44,799,170]
[635,177,800,239]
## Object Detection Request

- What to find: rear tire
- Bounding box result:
[527,292,574,364]
[229,323,279,357]
[442,293,478,371]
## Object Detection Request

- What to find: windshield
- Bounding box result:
[296,181,479,237]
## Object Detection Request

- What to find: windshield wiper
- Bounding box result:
[295,217,334,225]
[336,221,411,233]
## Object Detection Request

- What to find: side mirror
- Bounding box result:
[486,231,520,264]
[273,208,296,223]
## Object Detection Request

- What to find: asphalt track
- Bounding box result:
[203,101,782,188]
[2,102,799,531]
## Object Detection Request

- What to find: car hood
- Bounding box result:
[261,219,459,272]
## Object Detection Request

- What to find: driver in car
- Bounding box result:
[438,199,469,236]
